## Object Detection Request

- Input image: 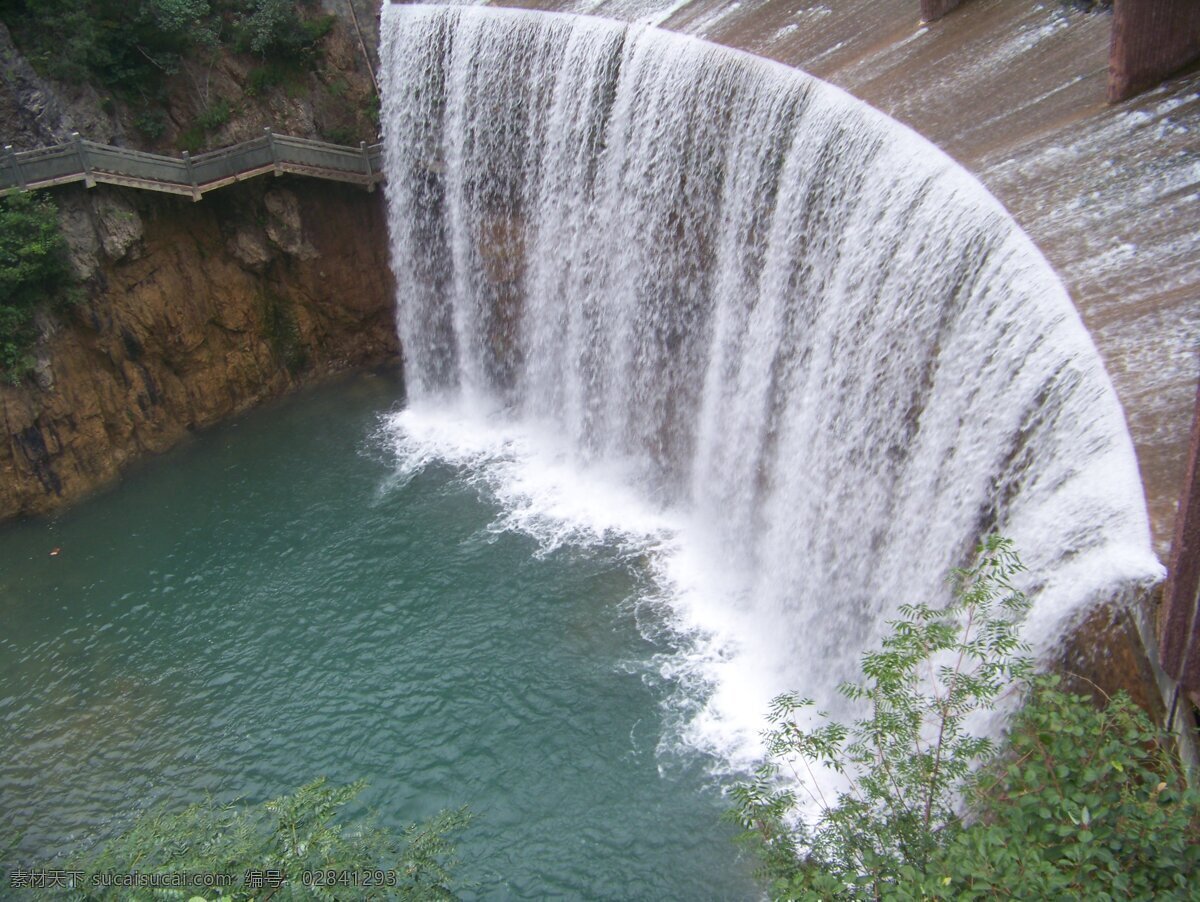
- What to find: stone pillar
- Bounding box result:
[921,0,968,22]
[1161,380,1200,693]
[1108,0,1200,103]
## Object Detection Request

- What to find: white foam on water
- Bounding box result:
[378,397,787,772]
[380,396,681,551]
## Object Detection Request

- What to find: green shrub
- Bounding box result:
[322,125,359,146]
[934,677,1200,899]
[3,0,332,110]
[365,92,381,129]
[133,109,168,141]
[175,99,231,152]
[196,98,232,132]
[3,0,215,91]
[246,61,289,97]
[0,191,76,382]
[301,14,337,48]
[178,125,206,154]
[23,778,471,899]
[1,0,105,84]
[731,537,1200,900]
[231,0,332,64]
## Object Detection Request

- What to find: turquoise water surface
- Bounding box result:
[0,372,755,899]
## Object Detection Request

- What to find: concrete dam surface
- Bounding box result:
[378,3,1162,766]
[442,0,1198,563]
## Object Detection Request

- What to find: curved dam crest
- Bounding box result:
[378,5,1162,762]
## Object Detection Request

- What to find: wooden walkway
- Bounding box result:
[1,130,384,200]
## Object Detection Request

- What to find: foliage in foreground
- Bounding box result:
[28,779,470,900]
[0,191,76,381]
[939,677,1200,898]
[731,536,1200,900]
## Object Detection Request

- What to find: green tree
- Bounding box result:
[228,0,334,63]
[731,537,1200,899]
[1,0,213,89]
[2,0,331,93]
[933,677,1200,899]
[0,190,75,381]
[32,778,471,900]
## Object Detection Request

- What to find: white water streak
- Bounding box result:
[379,5,1162,766]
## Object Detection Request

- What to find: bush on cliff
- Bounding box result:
[731,537,1200,900]
[1,0,334,95]
[932,677,1199,898]
[0,190,75,381]
[0,0,214,89]
[231,0,336,63]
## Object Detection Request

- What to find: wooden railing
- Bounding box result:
[1,130,384,199]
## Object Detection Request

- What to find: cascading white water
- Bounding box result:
[378,4,1163,765]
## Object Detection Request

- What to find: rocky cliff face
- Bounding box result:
[0,3,399,521]
[0,178,398,520]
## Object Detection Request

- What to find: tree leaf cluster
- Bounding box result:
[730,536,1200,900]
[229,0,336,61]
[20,778,471,900]
[1,0,334,97]
[0,190,76,381]
[939,676,1200,899]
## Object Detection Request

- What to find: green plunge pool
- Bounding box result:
[0,372,755,899]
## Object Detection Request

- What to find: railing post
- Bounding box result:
[360,140,375,192]
[73,132,95,188]
[5,145,27,191]
[181,150,201,201]
[265,127,281,176]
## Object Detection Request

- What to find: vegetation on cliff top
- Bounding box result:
[0,0,350,147]
[731,537,1200,899]
[0,0,335,88]
[0,190,76,382]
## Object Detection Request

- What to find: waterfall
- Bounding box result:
[378,4,1163,764]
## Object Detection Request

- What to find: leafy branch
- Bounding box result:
[12,778,472,900]
[730,536,1200,900]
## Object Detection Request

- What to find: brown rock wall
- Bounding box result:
[0,178,399,520]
